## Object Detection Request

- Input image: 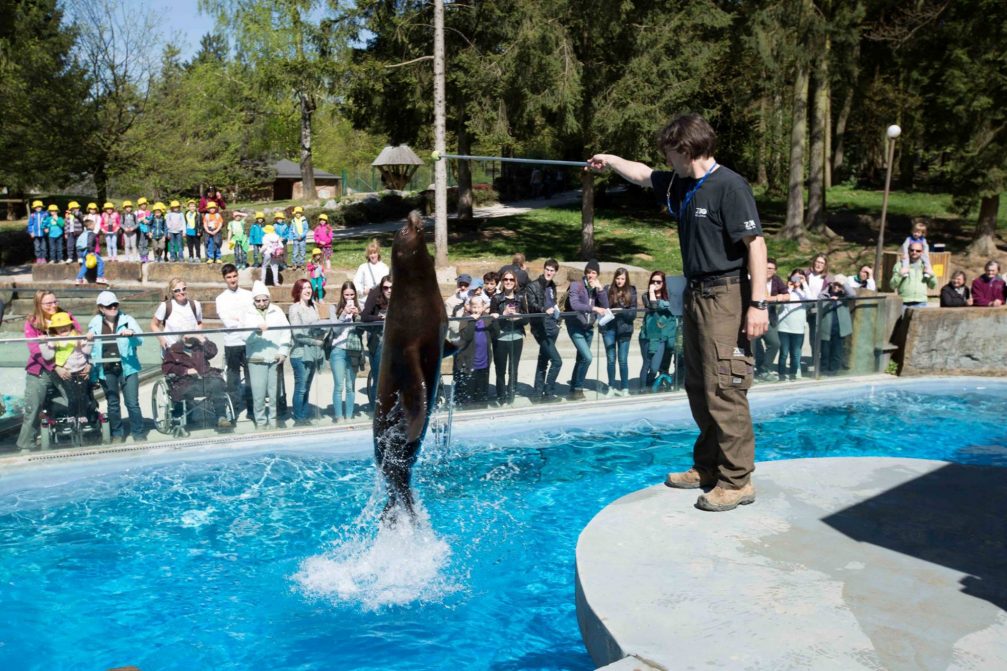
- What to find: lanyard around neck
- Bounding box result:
[666,162,717,220]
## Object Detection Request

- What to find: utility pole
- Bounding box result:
[433,0,448,266]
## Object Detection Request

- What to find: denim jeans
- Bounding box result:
[101,369,144,438]
[76,254,105,280]
[753,325,781,375]
[778,332,804,379]
[48,236,64,262]
[168,232,184,261]
[567,323,594,391]
[289,356,317,420]
[104,232,118,259]
[224,345,252,417]
[366,344,382,406]
[329,348,357,419]
[638,339,668,389]
[291,238,306,266]
[602,330,630,390]
[206,233,223,260]
[32,236,47,261]
[533,332,562,395]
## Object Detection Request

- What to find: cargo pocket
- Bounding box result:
[715,341,754,390]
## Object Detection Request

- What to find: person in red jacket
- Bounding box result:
[971,260,1005,307]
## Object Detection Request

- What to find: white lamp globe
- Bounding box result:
[886,124,902,139]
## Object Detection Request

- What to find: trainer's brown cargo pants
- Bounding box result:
[682,280,755,488]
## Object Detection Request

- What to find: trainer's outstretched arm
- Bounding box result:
[586,154,654,188]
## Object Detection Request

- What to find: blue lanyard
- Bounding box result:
[665,162,717,220]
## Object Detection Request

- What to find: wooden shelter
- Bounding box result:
[372,145,423,190]
[269,159,341,200]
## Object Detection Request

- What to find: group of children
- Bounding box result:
[26,200,338,291]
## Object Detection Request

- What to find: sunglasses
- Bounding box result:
[173,288,187,293]
[101,303,119,309]
[382,286,392,290]
[253,298,270,303]
[651,280,664,285]
[502,278,515,282]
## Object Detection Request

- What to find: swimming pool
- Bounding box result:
[1,379,1005,670]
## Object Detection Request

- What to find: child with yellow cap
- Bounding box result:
[99,202,121,261]
[27,200,48,264]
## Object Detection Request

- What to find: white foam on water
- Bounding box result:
[293,499,460,611]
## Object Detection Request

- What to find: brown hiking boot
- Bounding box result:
[664,468,716,490]
[695,483,756,512]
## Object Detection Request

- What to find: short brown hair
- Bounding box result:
[657,114,717,160]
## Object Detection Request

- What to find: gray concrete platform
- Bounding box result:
[576,457,1007,671]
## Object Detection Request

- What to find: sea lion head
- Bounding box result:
[392,210,429,273]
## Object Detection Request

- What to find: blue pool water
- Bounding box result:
[1,386,1006,670]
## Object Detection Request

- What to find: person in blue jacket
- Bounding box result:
[88,291,146,441]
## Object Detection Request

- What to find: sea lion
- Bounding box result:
[373,210,450,520]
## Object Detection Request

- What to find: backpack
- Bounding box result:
[161,298,199,321]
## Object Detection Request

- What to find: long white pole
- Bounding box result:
[433,0,448,267]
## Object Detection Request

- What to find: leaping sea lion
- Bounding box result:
[373,210,450,521]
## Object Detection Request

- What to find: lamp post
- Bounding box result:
[873,124,902,280]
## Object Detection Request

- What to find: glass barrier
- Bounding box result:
[0,293,892,457]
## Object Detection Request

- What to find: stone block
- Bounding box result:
[898,305,1007,376]
[32,261,141,283]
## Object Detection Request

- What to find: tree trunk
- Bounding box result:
[757,95,769,187]
[782,61,809,240]
[433,0,448,266]
[806,49,828,231]
[832,41,858,181]
[969,194,1001,257]
[298,91,317,200]
[579,171,595,260]
[94,160,109,204]
[456,121,473,220]
[823,54,832,189]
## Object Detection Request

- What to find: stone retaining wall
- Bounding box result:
[897,305,1007,376]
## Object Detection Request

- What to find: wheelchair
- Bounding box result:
[39,372,111,449]
[151,373,236,438]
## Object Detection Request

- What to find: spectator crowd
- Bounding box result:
[11,207,1007,452]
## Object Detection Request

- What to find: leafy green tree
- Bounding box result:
[0,0,92,195]
[910,0,1006,254]
[70,0,161,201]
[200,0,352,200]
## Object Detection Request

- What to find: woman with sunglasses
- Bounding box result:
[287,278,325,425]
[17,291,82,451]
[150,277,203,353]
[88,291,146,441]
[328,281,364,422]
[360,275,391,409]
[489,271,528,404]
[639,270,677,391]
[601,268,638,396]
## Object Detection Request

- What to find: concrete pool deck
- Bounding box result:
[576,457,1007,670]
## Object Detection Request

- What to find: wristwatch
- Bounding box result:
[751,300,768,310]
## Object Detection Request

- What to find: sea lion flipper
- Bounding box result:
[400,360,429,444]
[442,340,458,358]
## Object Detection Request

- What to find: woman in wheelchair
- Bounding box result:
[39,312,97,423]
[161,336,234,430]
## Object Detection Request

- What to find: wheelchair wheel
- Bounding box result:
[40,421,53,450]
[151,379,173,434]
[222,392,236,427]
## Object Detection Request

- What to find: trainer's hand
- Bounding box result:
[744,306,769,339]
[586,154,616,173]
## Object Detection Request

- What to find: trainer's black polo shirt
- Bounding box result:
[652,167,762,281]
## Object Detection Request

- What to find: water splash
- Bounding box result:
[293,495,459,611]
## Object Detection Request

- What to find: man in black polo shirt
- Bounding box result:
[588,113,769,511]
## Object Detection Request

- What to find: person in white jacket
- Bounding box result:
[353,239,389,301]
[243,280,290,428]
[261,224,284,286]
